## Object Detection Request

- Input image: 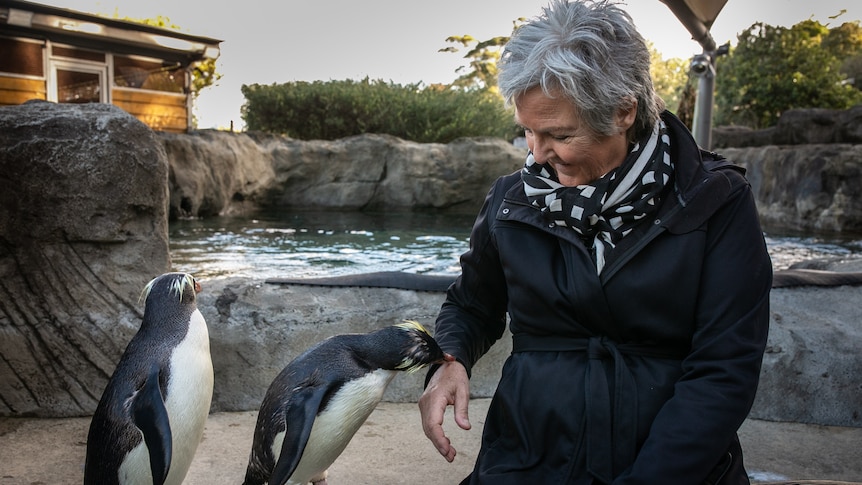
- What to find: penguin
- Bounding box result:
[84,272,214,485]
[242,320,447,485]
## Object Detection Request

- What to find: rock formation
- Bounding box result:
[161,131,526,218]
[0,101,170,416]
[198,278,511,413]
[196,275,862,428]
[161,130,276,219]
[161,113,862,234]
[712,105,862,148]
[752,284,862,427]
[722,144,862,232]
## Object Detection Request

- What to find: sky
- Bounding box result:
[45,0,862,131]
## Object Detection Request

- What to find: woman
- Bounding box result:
[418,1,772,483]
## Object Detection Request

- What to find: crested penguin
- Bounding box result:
[242,320,446,485]
[84,272,214,485]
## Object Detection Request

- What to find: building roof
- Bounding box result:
[0,0,221,64]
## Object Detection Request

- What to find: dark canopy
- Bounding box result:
[659,0,728,51]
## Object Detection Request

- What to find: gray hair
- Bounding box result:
[497,0,662,141]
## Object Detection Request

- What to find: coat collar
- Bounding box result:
[660,110,746,234]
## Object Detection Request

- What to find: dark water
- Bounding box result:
[169,210,862,280]
[169,210,475,280]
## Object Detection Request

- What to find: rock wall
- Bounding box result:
[0,101,170,416]
[161,130,276,219]
[711,106,862,232]
[198,279,862,428]
[161,131,526,218]
[199,279,509,413]
[753,285,862,426]
[712,105,862,148]
[162,112,862,233]
[723,144,862,232]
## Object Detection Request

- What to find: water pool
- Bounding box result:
[169,210,862,280]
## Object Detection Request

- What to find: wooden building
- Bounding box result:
[0,0,221,132]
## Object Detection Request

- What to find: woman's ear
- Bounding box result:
[616,99,637,134]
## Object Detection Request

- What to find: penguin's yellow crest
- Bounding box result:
[395,320,437,373]
[139,273,196,304]
[395,319,431,335]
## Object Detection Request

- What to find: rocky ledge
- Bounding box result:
[197,269,862,429]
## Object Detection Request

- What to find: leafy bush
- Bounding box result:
[240,78,519,143]
[715,20,862,128]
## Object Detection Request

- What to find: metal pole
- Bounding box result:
[689,43,729,150]
[690,52,716,150]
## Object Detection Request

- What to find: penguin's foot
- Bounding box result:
[311,470,328,485]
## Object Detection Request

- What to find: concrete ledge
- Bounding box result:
[199,277,861,428]
[199,278,511,413]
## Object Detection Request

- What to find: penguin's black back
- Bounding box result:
[243,323,443,485]
[84,273,200,484]
[244,334,381,484]
[262,324,436,413]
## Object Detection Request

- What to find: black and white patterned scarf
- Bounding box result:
[521,119,673,274]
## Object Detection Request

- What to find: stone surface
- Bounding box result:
[160,131,526,217]
[163,121,862,233]
[723,144,862,232]
[161,130,276,218]
[198,275,862,428]
[198,278,510,412]
[0,101,171,417]
[712,104,862,148]
[751,285,862,428]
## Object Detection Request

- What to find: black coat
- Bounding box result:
[431,112,772,484]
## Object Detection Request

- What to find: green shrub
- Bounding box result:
[240,78,520,143]
[715,20,862,128]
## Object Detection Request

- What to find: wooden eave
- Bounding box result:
[0,0,221,65]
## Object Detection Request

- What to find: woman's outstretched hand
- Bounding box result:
[418,355,472,462]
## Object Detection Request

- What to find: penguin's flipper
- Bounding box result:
[269,378,328,485]
[131,363,172,485]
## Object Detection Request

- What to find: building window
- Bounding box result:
[51,45,105,63]
[113,55,184,93]
[55,68,102,103]
[0,37,44,77]
[47,58,106,104]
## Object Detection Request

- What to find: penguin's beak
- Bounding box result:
[194,279,202,294]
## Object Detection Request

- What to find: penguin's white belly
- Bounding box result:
[273,369,397,485]
[118,309,213,485]
[116,444,152,485]
[164,309,213,484]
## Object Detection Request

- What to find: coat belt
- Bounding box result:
[511,333,686,483]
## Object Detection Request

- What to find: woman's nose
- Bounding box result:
[529,136,549,163]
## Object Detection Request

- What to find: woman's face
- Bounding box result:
[515,86,635,187]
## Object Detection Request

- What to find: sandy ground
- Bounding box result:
[1,398,861,484]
